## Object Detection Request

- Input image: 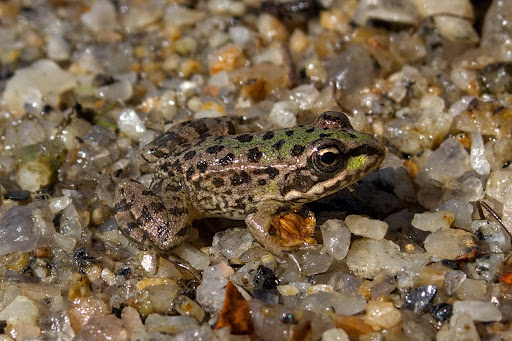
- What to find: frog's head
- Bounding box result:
[282,111,386,203]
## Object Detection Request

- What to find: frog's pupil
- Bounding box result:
[321,151,337,165]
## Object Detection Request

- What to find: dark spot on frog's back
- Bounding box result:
[265,166,279,179]
[212,177,224,188]
[183,150,196,161]
[206,145,225,154]
[285,130,294,137]
[197,161,208,173]
[186,167,195,180]
[248,147,262,163]
[258,179,267,186]
[291,144,305,157]
[230,171,251,186]
[273,140,285,150]
[262,131,274,140]
[236,134,253,143]
[219,153,235,165]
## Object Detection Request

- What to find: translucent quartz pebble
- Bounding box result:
[3,59,75,116]
[470,131,490,175]
[452,300,502,322]
[345,215,388,240]
[411,210,454,232]
[320,219,351,260]
[212,228,254,259]
[423,229,476,260]
[195,263,233,313]
[0,204,39,256]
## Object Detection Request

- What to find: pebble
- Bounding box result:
[322,328,350,341]
[364,300,402,330]
[195,263,233,313]
[252,265,279,304]
[437,313,480,341]
[74,315,128,341]
[172,243,210,271]
[423,229,476,260]
[320,219,351,260]
[3,59,75,116]
[404,285,437,314]
[452,300,502,322]
[0,204,39,256]
[212,228,254,259]
[117,109,147,141]
[0,296,40,340]
[269,101,298,128]
[411,210,454,232]
[345,215,388,240]
[81,0,117,32]
[431,303,453,323]
[300,292,367,316]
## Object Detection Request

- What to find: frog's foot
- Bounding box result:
[142,117,240,163]
[245,201,323,259]
[114,178,190,251]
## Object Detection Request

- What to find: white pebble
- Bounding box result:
[269,101,298,128]
[117,109,146,141]
[0,205,39,256]
[96,80,133,102]
[173,243,210,271]
[436,200,473,230]
[47,35,70,61]
[229,26,252,46]
[81,0,117,32]
[320,219,351,260]
[322,328,349,341]
[453,300,502,322]
[470,131,490,175]
[345,215,388,240]
[411,210,454,232]
[424,229,476,260]
[3,59,75,116]
[290,84,320,111]
[0,296,40,339]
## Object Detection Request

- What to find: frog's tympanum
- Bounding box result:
[114,111,385,256]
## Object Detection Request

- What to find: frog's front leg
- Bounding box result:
[114,178,190,251]
[245,201,322,258]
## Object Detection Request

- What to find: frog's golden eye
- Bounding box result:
[313,146,346,173]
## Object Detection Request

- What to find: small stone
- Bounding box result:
[320,219,351,261]
[117,109,146,141]
[68,297,108,333]
[300,292,366,316]
[293,249,333,276]
[486,169,512,203]
[345,215,388,240]
[436,200,473,230]
[144,314,198,336]
[471,220,511,252]
[444,270,466,295]
[437,313,480,341]
[431,303,453,322]
[174,295,205,322]
[423,229,476,260]
[322,328,350,341]
[3,59,75,116]
[470,131,490,175]
[173,243,210,271]
[121,306,147,341]
[452,300,502,322]
[455,278,487,301]
[411,210,454,232]
[74,315,128,341]
[415,138,471,187]
[364,300,401,330]
[0,204,39,256]
[212,228,254,259]
[0,296,40,340]
[81,0,117,32]
[269,101,298,128]
[404,285,437,314]
[196,263,233,313]
[252,265,279,304]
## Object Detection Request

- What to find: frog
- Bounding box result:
[114,111,386,257]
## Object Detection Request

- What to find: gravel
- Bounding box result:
[1,0,512,339]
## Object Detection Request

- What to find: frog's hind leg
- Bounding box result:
[245,201,322,260]
[114,178,191,251]
[142,117,240,162]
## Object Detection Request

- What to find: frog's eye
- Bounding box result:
[313,146,346,173]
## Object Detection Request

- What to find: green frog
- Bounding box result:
[114,111,385,257]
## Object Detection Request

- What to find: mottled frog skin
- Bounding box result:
[114,111,385,256]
